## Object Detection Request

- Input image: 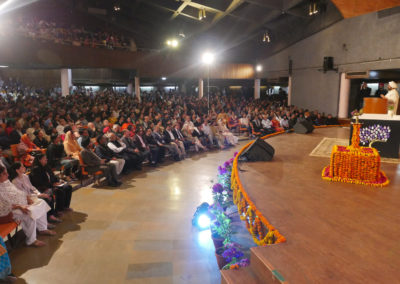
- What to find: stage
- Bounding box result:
[237,127,400,283]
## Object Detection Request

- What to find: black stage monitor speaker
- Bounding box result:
[293,121,314,134]
[239,138,275,162]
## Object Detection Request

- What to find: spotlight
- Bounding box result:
[198,9,203,20]
[192,202,211,230]
[262,31,271,43]
[171,39,178,47]
[308,0,319,16]
[0,65,8,68]
[161,77,167,80]
[256,65,262,72]
[197,214,211,229]
[202,51,215,65]
[203,8,206,18]
[113,5,120,11]
[166,38,179,48]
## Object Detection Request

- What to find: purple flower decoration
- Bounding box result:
[212,183,224,194]
[239,258,250,267]
[218,166,227,175]
[233,152,238,157]
[224,161,230,168]
[360,124,391,145]
[222,246,244,262]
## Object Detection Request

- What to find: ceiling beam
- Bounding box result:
[146,1,201,22]
[170,0,192,20]
[212,0,245,25]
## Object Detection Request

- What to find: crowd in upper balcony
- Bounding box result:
[1,17,134,51]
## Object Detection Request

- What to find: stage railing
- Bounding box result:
[231,125,345,246]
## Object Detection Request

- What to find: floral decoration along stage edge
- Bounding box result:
[231,131,287,246]
[231,125,345,246]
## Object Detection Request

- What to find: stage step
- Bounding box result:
[220,247,288,284]
[250,247,287,283]
[221,267,263,284]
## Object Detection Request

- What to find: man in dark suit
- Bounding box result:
[133,128,156,166]
[144,128,163,164]
[152,125,181,161]
[95,134,126,174]
[80,137,121,187]
[192,125,210,148]
[121,130,146,166]
[172,124,192,150]
[164,124,185,159]
[357,82,371,109]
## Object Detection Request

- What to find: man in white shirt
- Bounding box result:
[381,81,399,115]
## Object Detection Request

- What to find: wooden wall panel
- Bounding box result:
[0,35,255,80]
[331,0,400,18]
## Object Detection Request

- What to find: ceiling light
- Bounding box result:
[203,8,206,18]
[198,9,203,20]
[171,39,178,47]
[113,5,120,11]
[161,77,167,81]
[308,0,319,16]
[0,65,8,68]
[166,38,179,48]
[202,51,215,65]
[262,31,271,43]
[256,65,262,72]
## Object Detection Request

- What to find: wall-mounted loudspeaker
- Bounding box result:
[323,56,334,72]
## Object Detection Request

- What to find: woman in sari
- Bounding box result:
[17,134,45,167]
[0,236,16,282]
[63,130,81,160]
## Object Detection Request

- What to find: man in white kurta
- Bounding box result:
[381,81,399,115]
[0,168,54,246]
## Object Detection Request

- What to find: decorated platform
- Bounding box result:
[226,127,400,283]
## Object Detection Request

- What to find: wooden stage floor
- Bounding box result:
[238,127,400,283]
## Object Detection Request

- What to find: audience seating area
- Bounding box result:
[0,76,339,253]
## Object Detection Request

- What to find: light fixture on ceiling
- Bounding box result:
[0,65,8,68]
[262,31,271,43]
[161,77,167,81]
[202,51,215,65]
[308,0,319,16]
[256,65,262,72]
[178,29,185,38]
[198,9,203,20]
[166,38,179,48]
[113,5,120,11]
[202,8,206,18]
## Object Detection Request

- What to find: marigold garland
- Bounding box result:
[231,125,347,246]
[322,123,390,187]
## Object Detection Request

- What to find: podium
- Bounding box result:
[363,98,387,114]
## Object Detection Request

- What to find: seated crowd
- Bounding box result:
[0,79,338,250]
[1,17,133,51]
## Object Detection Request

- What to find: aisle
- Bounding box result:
[10,144,244,284]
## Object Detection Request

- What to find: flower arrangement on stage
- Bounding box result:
[360,124,391,147]
[220,243,250,270]
[322,123,389,186]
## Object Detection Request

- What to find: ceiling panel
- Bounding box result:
[331,0,400,18]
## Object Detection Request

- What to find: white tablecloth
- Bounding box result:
[355,114,400,121]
